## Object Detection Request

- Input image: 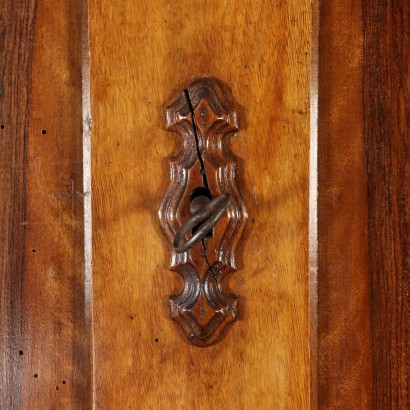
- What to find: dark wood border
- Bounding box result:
[0,0,92,407]
[318,1,373,406]
[318,1,409,408]
[363,1,410,408]
[0,2,37,406]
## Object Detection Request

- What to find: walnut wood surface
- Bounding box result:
[0,0,92,408]
[5,1,408,408]
[318,1,410,409]
[363,1,410,408]
[90,1,311,408]
[317,2,373,409]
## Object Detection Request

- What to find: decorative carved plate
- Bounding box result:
[158,78,247,347]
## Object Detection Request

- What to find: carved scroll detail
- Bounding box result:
[158,78,247,347]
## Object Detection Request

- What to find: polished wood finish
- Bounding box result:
[159,78,247,347]
[364,1,410,408]
[4,0,408,408]
[0,0,92,408]
[318,1,410,408]
[317,1,373,408]
[90,0,311,408]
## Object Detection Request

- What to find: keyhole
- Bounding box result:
[190,187,214,238]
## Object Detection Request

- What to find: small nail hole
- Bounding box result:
[155,338,160,343]
[19,350,23,355]
[41,129,47,135]
[56,386,59,391]
[34,374,38,378]
[1,124,4,129]
[31,249,36,253]
[62,380,66,384]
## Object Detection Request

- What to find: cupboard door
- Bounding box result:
[3,1,410,409]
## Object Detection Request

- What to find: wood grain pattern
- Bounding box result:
[317,1,373,408]
[90,1,311,408]
[0,0,92,408]
[364,1,410,408]
[318,1,410,408]
[2,0,408,408]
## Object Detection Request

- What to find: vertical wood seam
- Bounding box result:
[310,1,319,409]
[81,0,94,407]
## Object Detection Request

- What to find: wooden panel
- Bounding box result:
[364,1,410,408]
[318,1,410,408]
[317,1,373,409]
[90,1,311,408]
[0,0,92,408]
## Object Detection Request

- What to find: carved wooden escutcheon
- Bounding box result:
[158,78,247,347]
